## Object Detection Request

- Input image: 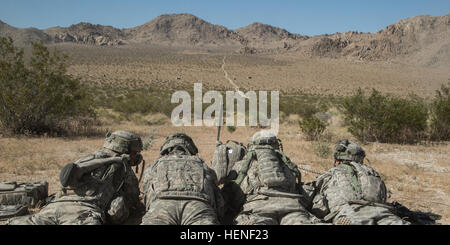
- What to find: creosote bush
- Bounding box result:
[429,83,450,141]
[298,116,328,141]
[340,88,428,144]
[0,37,94,135]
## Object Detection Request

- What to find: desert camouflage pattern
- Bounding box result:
[332,202,409,225]
[0,181,48,207]
[305,160,409,225]
[141,199,219,225]
[141,146,223,225]
[235,195,322,225]
[213,131,319,225]
[6,200,105,225]
[210,140,247,185]
[103,130,143,155]
[6,149,140,225]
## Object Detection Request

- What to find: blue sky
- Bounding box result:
[1,0,449,36]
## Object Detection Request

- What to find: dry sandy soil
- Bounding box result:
[1,43,449,225]
[1,120,449,224]
[47,43,450,98]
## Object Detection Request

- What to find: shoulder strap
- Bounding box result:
[276,150,301,182]
[233,151,256,185]
[342,162,362,195]
[234,148,303,185]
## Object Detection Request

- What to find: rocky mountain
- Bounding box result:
[44,22,128,46]
[1,13,449,66]
[0,20,51,46]
[236,22,308,50]
[125,13,246,47]
[306,14,450,66]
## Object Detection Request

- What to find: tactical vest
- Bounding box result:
[323,161,386,212]
[351,162,387,203]
[234,145,301,195]
[151,154,214,204]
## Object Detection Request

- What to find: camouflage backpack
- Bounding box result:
[0,181,48,207]
[211,140,247,185]
[0,181,48,220]
[324,140,386,212]
[233,131,301,193]
[348,161,387,203]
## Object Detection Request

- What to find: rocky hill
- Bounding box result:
[44,22,128,46]
[305,14,450,66]
[124,13,246,47]
[1,13,449,66]
[0,20,52,46]
[236,22,308,50]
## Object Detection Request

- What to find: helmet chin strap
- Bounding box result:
[334,159,343,167]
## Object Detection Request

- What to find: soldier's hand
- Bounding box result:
[121,154,131,164]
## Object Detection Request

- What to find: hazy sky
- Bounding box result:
[1,0,449,36]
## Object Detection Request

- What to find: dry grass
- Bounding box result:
[2,44,448,225]
[1,117,448,224]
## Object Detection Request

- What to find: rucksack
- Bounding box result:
[211,140,247,185]
[0,204,29,220]
[233,144,301,192]
[0,181,49,207]
[0,181,48,220]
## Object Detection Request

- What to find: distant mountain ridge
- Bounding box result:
[1,13,449,66]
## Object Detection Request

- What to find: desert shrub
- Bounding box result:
[0,37,94,135]
[340,88,428,144]
[429,83,450,141]
[280,94,332,117]
[312,141,332,158]
[97,89,176,119]
[227,125,236,133]
[298,116,328,141]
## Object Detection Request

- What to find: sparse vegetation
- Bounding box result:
[298,116,328,141]
[312,140,332,158]
[0,37,94,136]
[0,19,449,225]
[340,88,428,144]
[429,83,450,141]
[227,126,236,133]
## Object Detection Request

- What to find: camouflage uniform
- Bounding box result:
[6,131,143,225]
[302,139,410,225]
[212,130,320,225]
[141,133,223,225]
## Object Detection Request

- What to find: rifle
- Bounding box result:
[216,103,223,146]
[135,131,154,183]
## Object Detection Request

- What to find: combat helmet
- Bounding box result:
[333,139,365,163]
[251,130,281,150]
[160,133,198,155]
[103,130,143,154]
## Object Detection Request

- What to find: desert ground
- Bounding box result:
[1,43,449,224]
[1,121,449,224]
[52,44,449,98]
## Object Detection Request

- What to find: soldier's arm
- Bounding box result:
[210,144,229,185]
[116,166,141,216]
[203,162,226,221]
[142,160,158,209]
[105,161,141,224]
[309,172,333,219]
[107,195,130,224]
